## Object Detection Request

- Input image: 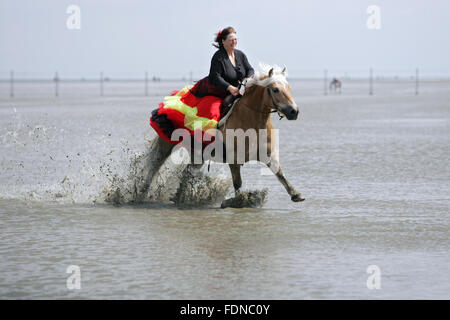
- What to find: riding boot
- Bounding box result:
[220,94,239,119]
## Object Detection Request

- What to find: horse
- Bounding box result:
[329,77,342,93]
[145,65,305,206]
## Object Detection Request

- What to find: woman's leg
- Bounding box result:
[220,94,240,119]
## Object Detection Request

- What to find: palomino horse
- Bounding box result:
[146,65,305,204]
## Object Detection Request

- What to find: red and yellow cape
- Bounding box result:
[150,84,223,148]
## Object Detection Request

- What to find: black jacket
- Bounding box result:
[209,48,254,91]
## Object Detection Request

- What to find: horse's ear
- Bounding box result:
[281,67,286,75]
[268,68,274,78]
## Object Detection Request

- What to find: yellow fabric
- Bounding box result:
[162,86,218,132]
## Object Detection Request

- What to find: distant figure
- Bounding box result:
[330,78,342,94]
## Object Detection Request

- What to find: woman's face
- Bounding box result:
[222,33,237,52]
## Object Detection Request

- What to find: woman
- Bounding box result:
[150,27,254,147]
[208,27,254,115]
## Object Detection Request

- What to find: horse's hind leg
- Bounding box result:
[138,136,174,199]
[229,164,242,195]
[266,160,305,202]
[186,143,204,173]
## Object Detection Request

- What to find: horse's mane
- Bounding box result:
[246,63,288,88]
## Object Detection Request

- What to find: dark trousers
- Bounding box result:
[220,94,241,119]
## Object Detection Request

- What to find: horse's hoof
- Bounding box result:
[291,193,305,202]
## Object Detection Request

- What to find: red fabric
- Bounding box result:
[188,76,228,99]
[158,106,185,128]
[150,117,216,148]
[150,87,223,148]
[180,92,222,120]
[149,118,173,145]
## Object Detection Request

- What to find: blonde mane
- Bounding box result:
[246,63,288,88]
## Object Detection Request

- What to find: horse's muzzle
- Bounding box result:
[280,105,299,120]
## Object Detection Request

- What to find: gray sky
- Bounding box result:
[1,0,449,78]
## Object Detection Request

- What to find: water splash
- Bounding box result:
[101,137,233,206]
[220,188,269,208]
[0,106,257,208]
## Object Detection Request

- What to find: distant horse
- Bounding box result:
[330,78,342,94]
[145,65,305,205]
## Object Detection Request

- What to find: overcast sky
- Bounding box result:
[1,0,449,78]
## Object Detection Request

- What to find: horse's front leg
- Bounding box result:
[267,158,305,202]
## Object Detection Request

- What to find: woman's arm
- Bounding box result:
[209,53,231,91]
[241,51,254,78]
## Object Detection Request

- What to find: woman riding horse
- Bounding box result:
[208,27,254,117]
[149,64,305,204]
[149,28,305,205]
[150,26,253,148]
[185,26,254,118]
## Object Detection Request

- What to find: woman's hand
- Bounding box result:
[227,85,240,96]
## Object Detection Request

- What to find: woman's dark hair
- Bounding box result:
[212,27,236,49]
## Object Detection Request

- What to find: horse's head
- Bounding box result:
[246,65,299,120]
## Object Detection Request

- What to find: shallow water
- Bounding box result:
[0,80,449,299]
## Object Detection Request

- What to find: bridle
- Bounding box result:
[237,80,286,120]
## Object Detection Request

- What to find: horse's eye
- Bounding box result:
[272,87,279,93]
